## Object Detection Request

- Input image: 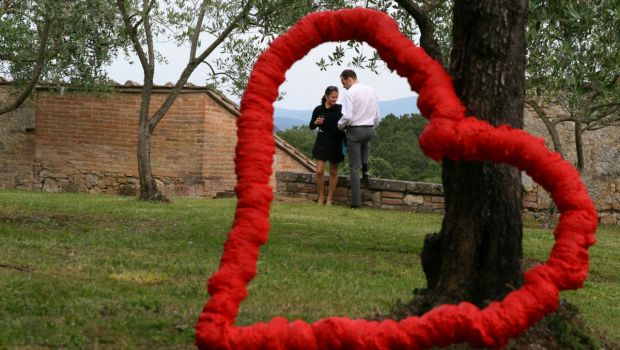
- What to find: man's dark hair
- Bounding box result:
[340,69,357,80]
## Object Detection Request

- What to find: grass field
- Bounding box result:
[1,190,618,349]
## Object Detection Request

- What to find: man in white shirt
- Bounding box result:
[337,69,381,208]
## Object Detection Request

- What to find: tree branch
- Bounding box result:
[148,0,254,131]
[0,12,51,116]
[525,98,564,155]
[202,61,241,85]
[143,0,155,73]
[394,0,445,66]
[0,0,14,16]
[189,0,209,62]
[116,0,150,71]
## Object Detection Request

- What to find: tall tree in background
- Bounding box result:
[526,0,620,171]
[0,0,126,116]
[115,0,346,201]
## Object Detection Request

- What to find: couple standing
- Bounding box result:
[309,69,380,208]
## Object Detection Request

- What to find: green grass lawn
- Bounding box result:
[1,190,618,349]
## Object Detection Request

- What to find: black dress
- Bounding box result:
[309,104,345,163]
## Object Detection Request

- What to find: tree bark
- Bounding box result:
[394,0,445,66]
[417,0,528,310]
[574,121,584,171]
[138,113,159,200]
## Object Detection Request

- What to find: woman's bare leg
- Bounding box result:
[316,160,325,205]
[326,162,339,206]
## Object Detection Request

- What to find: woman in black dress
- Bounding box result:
[309,86,345,206]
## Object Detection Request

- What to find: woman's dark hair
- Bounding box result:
[321,85,339,105]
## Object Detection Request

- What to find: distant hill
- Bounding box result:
[379,96,420,117]
[273,117,308,131]
[273,96,419,130]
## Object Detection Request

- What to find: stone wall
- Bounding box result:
[276,171,445,212]
[277,171,619,226]
[524,106,620,225]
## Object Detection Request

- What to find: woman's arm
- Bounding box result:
[309,106,320,130]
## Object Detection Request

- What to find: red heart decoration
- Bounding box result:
[195,8,598,349]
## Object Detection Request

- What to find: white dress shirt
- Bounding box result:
[338,82,381,130]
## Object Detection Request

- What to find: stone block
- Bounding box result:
[431,196,444,203]
[523,192,538,203]
[382,198,403,205]
[403,194,424,206]
[382,191,404,199]
[377,180,407,192]
[406,182,443,195]
[85,173,98,188]
[600,215,617,226]
[42,178,59,192]
[522,173,534,192]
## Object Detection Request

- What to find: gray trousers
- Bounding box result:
[346,126,374,207]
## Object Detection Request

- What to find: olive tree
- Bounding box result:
[115,0,346,200]
[526,0,620,170]
[0,0,126,115]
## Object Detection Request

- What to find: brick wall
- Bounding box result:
[1,84,314,198]
[0,87,36,189]
[33,90,209,196]
[201,96,237,196]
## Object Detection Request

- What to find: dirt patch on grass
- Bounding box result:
[0,213,72,226]
[0,263,35,272]
[0,211,166,235]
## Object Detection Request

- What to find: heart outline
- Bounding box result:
[195,8,598,349]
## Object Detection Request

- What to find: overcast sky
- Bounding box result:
[105,41,415,110]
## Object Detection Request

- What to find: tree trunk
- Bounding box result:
[138,119,159,200]
[574,121,584,171]
[136,68,163,201]
[417,0,528,310]
[527,99,564,156]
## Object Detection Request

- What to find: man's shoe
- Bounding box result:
[351,205,361,209]
[362,173,370,185]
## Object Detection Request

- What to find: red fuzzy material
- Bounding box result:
[195,8,598,349]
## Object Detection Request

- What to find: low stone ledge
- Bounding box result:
[275,171,620,225]
[275,171,444,214]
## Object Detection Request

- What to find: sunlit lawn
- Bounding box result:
[0,190,618,349]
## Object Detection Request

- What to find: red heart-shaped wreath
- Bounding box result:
[195,8,598,350]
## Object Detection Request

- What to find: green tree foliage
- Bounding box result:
[526,0,620,169]
[371,113,440,182]
[0,0,127,115]
[315,0,453,72]
[277,113,441,183]
[207,0,347,97]
[276,125,317,157]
